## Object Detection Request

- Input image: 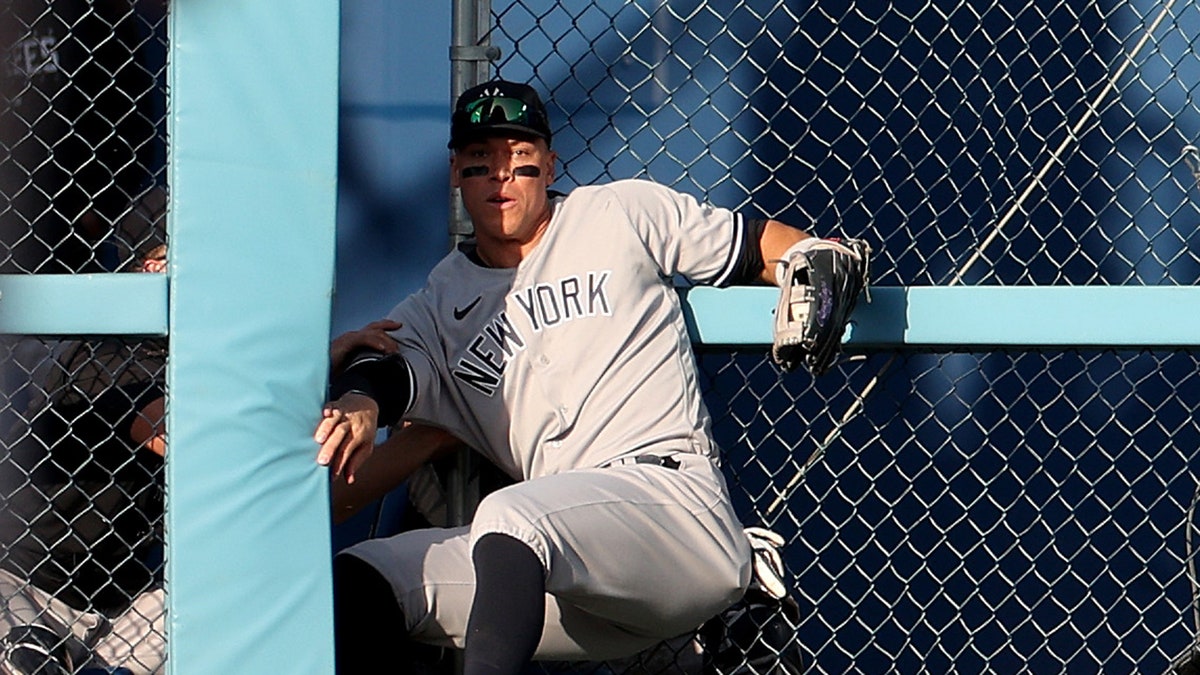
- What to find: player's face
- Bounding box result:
[451,136,556,261]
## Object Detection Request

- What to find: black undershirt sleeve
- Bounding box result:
[721,217,768,286]
[328,350,414,428]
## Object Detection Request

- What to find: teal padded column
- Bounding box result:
[166,1,338,673]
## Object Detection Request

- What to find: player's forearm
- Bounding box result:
[328,350,415,428]
[758,220,813,285]
[330,425,462,524]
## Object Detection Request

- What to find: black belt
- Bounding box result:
[605,454,681,470]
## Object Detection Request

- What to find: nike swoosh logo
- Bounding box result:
[453,296,483,320]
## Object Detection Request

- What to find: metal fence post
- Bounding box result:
[446,0,497,536]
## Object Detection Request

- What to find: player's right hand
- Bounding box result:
[315,392,380,483]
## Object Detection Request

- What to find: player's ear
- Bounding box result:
[449,153,460,188]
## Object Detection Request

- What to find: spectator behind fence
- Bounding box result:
[0,246,168,674]
[0,0,160,273]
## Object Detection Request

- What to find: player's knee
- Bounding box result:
[701,551,754,617]
[725,562,753,605]
[472,487,521,519]
[471,489,540,538]
[718,560,753,604]
[664,565,749,640]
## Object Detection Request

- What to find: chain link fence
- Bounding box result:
[0,337,166,674]
[2,1,169,672]
[464,0,1200,673]
[1,0,168,275]
[701,349,1200,673]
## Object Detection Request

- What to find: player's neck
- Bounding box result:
[475,212,552,268]
[477,238,538,268]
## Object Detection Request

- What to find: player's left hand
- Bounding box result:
[315,392,380,483]
[772,237,871,375]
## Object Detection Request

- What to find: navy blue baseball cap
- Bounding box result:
[449,80,552,149]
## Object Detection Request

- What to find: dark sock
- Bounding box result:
[463,533,546,675]
[333,554,407,675]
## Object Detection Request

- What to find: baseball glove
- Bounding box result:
[772,238,871,376]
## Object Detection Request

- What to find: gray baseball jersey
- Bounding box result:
[343,179,754,658]
[387,178,746,478]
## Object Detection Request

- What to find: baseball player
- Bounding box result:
[315,79,868,675]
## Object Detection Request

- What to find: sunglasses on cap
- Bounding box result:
[464,96,540,126]
[450,84,552,148]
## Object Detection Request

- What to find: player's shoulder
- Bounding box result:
[429,246,469,274]
[413,248,495,303]
[382,251,461,315]
[559,179,681,212]
[563,178,669,199]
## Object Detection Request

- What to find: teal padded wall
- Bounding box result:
[681,286,1200,348]
[166,1,339,672]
